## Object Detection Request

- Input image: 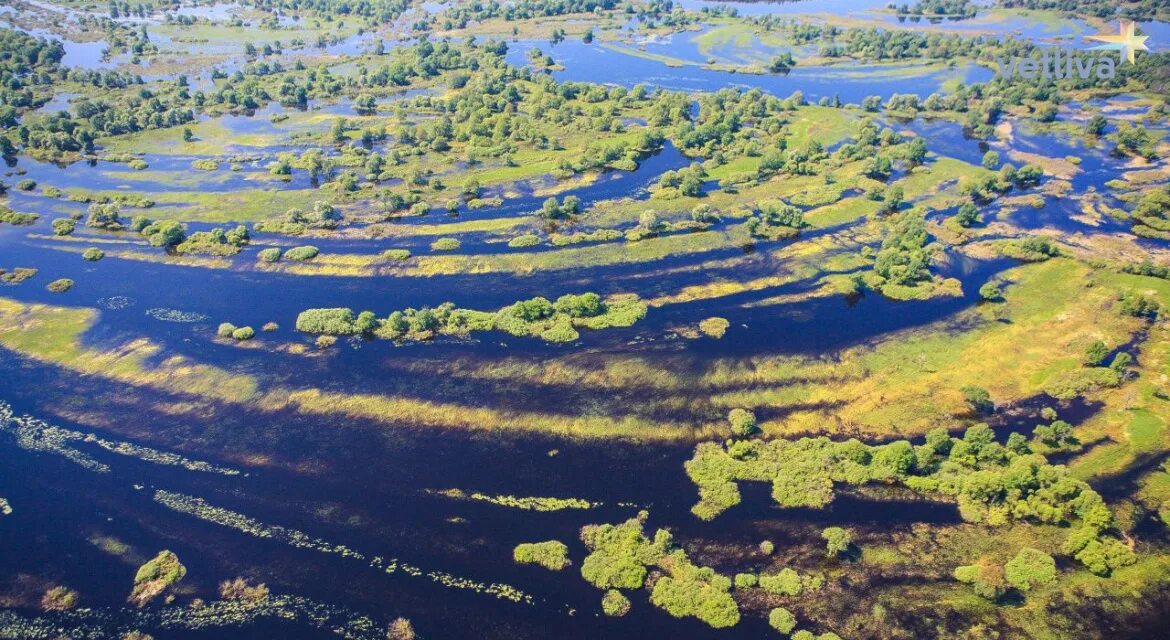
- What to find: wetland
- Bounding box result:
[2,0,1170,639]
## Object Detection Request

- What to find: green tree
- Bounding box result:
[821,527,852,558]
[51,218,76,236]
[1004,548,1056,591]
[1083,340,1108,366]
[1033,419,1076,449]
[601,589,630,616]
[759,568,802,596]
[954,559,1006,600]
[954,202,982,227]
[769,607,797,634]
[141,220,186,247]
[513,541,570,571]
[981,150,1000,170]
[728,408,757,437]
[1085,115,1107,136]
[960,386,993,413]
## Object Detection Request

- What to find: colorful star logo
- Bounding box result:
[1085,20,1151,65]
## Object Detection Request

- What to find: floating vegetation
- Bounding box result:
[0,498,11,515]
[154,490,365,558]
[145,308,210,323]
[0,401,241,476]
[96,296,134,310]
[0,593,389,640]
[153,490,533,604]
[1,409,109,474]
[428,488,600,511]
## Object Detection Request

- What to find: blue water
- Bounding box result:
[675,0,890,18]
[507,40,993,103]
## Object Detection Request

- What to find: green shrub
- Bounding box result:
[315,335,337,349]
[129,550,186,607]
[999,236,1060,262]
[540,317,580,343]
[554,292,603,318]
[82,247,104,261]
[649,550,739,628]
[284,245,320,261]
[601,589,631,617]
[86,203,124,230]
[383,249,412,261]
[232,326,255,341]
[978,281,1001,301]
[1118,291,1160,318]
[258,247,282,263]
[217,323,237,338]
[508,234,541,248]
[759,568,803,596]
[41,586,79,611]
[822,527,852,557]
[296,308,357,334]
[141,220,186,247]
[175,226,249,255]
[769,607,797,634]
[130,215,153,232]
[961,386,993,413]
[954,559,1007,600]
[431,237,461,251]
[262,322,279,332]
[128,159,148,170]
[699,317,730,338]
[728,408,757,437]
[1004,548,1056,591]
[51,218,76,235]
[192,159,219,171]
[0,206,38,225]
[580,515,662,590]
[513,541,570,571]
[734,573,757,588]
[507,297,555,322]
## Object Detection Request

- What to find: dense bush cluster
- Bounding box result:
[175,225,249,256]
[579,512,739,628]
[294,293,646,344]
[1129,185,1170,240]
[685,426,1135,576]
[513,541,571,571]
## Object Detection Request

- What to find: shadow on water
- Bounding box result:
[2,355,949,639]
